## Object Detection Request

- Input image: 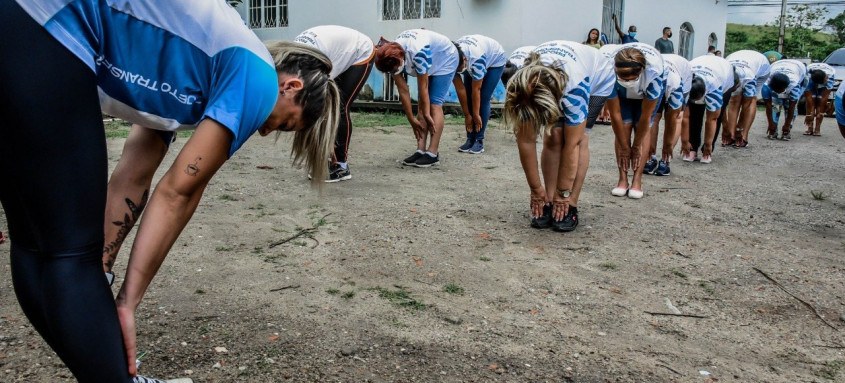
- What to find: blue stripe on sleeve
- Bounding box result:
[413,46,433,75]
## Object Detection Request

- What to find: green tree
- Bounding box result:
[828,11,845,45]
[772,4,836,60]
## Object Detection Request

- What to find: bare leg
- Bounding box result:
[542,128,564,202]
[630,124,651,192]
[724,95,741,144]
[649,111,662,158]
[680,105,691,156]
[662,108,681,161]
[615,123,633,189]
[738,97,757,142]
[427,105,445,154]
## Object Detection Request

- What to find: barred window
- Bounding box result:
[383,0,440,20]
[249,0,288,28]
[678,22,695,60]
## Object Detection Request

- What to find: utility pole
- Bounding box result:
[777,0,787,53]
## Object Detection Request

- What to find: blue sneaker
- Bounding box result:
[654,160,670,176]
[458,138,473,152]
[468,140,484,154]
[643,157,658,175]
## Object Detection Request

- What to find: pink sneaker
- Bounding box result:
[682,151,696,162]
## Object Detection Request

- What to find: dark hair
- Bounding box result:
[584,28,601,44]
[690,75,706,101]
[374,42,405,73]
[810,69,827,86]
[768,72,790,93]
[663,27,671,34]
[708,45,716,52]
[501,61,518,87]
[726,69,741,95]
[452,41,466,77]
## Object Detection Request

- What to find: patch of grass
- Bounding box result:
[598,262,618,271]
[341,291,356,300]
[326,288,340,295]
[251,246,264,254]
[443,283,465,295]
[249,203,266,210]
[811,190,828,201]
[104,119,132,138]
[698,281,715,295]
[313,216,329,228]
[371,286,426,310]
[219,194,238,201]
[479,256,491,262]
[391,318,409,328]
[215,245,233,252]
[671,269,688,279]
[816,360,845,381]
[292,240,308,247]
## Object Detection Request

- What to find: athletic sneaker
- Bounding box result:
[643,157,658,174]
[468,140,484,154]
[326,164,351,183]
[766,132,778,140]
[780,132,791,141]
[457,138,473,153]
[700,154,712,164]
[655,160,670,176]
[682,152,696,162]
[402,151,424,166]
[530,204,552,229]
[414,153,440,167]
[134,376,193,383]
[552,206,578,232]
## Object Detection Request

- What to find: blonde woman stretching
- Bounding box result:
[503,41,613,232]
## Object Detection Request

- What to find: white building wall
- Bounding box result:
[623,1,728,57]
[237,0,726,102]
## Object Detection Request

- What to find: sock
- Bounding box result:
[337,162,348,169]
[425,151,438,157]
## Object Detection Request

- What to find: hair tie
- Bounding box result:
[615,61,644,69]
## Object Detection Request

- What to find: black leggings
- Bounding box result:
[334,61,373,164]
[0,2,132,382]
[687,101,726,153]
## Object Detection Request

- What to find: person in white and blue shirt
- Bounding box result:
[374,29,460,168]
[605,43,666,199]
[761,59,808,140]
[687,54,737,163]
[646,53,692,176]
[501,45,537,86]
[455,34,507,154]
[502,40,614,233]
[725,50,771,147]
[803,62,836,136]
[0,1,340,382]
[295,25,375,182]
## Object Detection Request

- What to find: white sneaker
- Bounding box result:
[627,189,644,199]
[682,152,696,162]
[611,187,628,197]
[700,154,712,164]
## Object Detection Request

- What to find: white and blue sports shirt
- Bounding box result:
[456,35,507,81]
[726,50,770,98]
[16,0,279,157]
[533,40,604,126]
[395,29,459,77]
[690,55,735,112]
[762,59,807,102]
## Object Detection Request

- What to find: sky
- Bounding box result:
[728,2,845,26]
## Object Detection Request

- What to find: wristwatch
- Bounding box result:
[557,189,571,198]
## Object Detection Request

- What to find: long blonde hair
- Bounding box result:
[265,41,340,187]
[503,52,567,137]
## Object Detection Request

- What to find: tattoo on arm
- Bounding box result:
[185,156,202,176]
[103,189,149,269]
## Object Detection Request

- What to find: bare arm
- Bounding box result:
[764,99,775,129]
[471,78,484,131]
[515,124,545,218]
[452,76,472,132]
[553,122,586,220]
[612,14,625,40]
[103,125,169,274]
[417,73,434,132]
[783,100,797,130]
[395,74,424,139]
[114,118,231,375]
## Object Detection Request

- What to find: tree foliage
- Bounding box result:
[726,5,839,61]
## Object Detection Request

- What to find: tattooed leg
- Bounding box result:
[102,125,169,274]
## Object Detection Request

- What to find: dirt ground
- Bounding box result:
[1,112,844,383]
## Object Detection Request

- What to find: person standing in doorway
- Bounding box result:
[612,14,638,43]
[654,27,674,54]
[294,25,375,182]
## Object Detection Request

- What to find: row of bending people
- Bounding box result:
[373,30,507,168]
[1,0,341,381]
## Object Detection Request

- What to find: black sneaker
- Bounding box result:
[414,153,439,167]
[552,206,578,232]
[402,151,424,166]
[643,157,658,175]
[780,132,791,141]
[326,164,351,183]
[530,204,552,229]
